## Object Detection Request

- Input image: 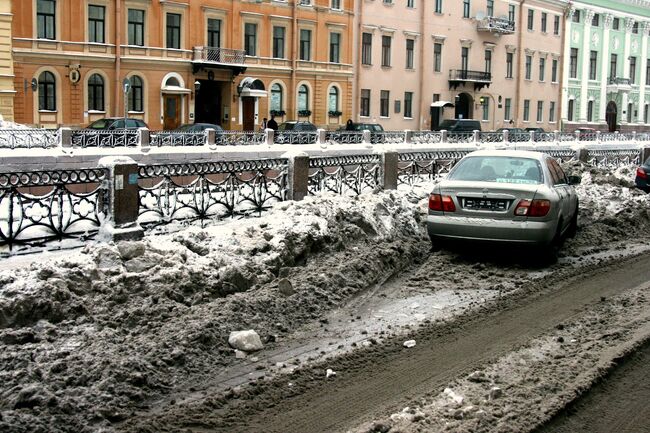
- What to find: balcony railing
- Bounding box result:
[192,46,246,65]
[449,69,492,90]
[608,77,632,86]
[607,76,633,94]
[477,16,515,34]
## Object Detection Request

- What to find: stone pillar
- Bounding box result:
[641,146,650,162]
[440,130,448,143]
[381,150,399,190]
[554,130,560,144]
[637,23,649,126]
[473,130,480,144]
[579,10,595,122]
[622,17,635,125]
[599,14,613,124]
[137,127,149,147]
[404,130,413,145]
[362,129,372,144]
[265,128,275,146]
[287,153,309,201]
[59,127,72,148]
[561,8,575,125]
[577,147,589,163]
[98,156,143,241]
[205,128,216,147]
[502,129,509,143]
[317,128,327,146]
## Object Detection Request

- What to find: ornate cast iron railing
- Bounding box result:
[508,132,532,143]
[150,131,206,147]
[325,131,364,144]
[587,149,640,168]
[0,168,108,253]
[371,131,407,144]
[274,131,318,145]
[215,131,265,146]
[449,69,492,82]
[411,131,443,144]
[446,132,475,144]
[533,132,555,143]
[137,159,288,227]
[397,151,470,186]
[479,132,504,143]
[71,129,139,147]
[538,148,579,163]
[308,155,381,196]
[477,16,516,33]
[558,132,576,142]
[0,129,60,149]
[193,46,246,65]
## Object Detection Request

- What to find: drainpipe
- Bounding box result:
[353,0,363,121]
[114,0,122,118]
[290,0,297,117]
[514,0,525,128]
[417,0,425,129]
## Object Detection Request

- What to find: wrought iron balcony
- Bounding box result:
[192,46,247,74]
[477,16,515,34]
[607,76,632,94]
[608,76,631,85]
[449,69,492,91]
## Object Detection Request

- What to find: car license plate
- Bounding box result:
[463,198,508,211]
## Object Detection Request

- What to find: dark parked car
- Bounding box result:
[174,123,223,133]
[575,127,597,141]
[636,156,650,192]
[525,127,546,133]
[339,122,384,132]
[433,119,482,132]
[86,117,149,130]
[72,117,149,146]
[497,127,529,142]
[277,121,317,132]
[275,121,317,144]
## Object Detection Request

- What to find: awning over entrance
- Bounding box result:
[238,77,267,98]
[161,85,191,94]
[431,101,454,108]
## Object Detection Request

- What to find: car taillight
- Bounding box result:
[637,167,648,179]
[429,194,456,212]
[514,199,551,217]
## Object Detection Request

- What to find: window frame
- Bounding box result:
[361,32,372,65]
[404,91,413,118]
[127,8,145,46]
[300,28,312,61]
[87,73,105,112]
[38,70,56,111]
[244,22,258,56]
[128,75,144,113]
[88,4,105,44]
[360,89,371,117]
[165,12,182,50]
[329,32,341,63]
[381,34,392,67]
[406,39,415,69]
[207,18,222,48]
[380,90,390,117]
[37,0,57,40]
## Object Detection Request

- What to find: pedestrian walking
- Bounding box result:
[261,117,268,131]
[267,115,278,131]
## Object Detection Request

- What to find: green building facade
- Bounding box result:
[562,0,650,132]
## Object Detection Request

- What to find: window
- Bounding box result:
[610,54,618,78]
[537,101,543,122]
[435,0,442,13]
[273,26,285,58]
[208,19,221,48]
[128,9,144,46]
[539,58,545,81]
[381,35,391,67]
[646,59,650,85]
[380,90,389,117]
[298,84,309,111]
[331,0,342,9]
[587,100,594,122]
[567,99,574,121]
[166,13,181,49]
[244,23,257,56]
[300,29,311,61]
[627,102,633,122]
[330,33,341,63]
[88,73,104,111]
[271,83,283,112]
[487,0,493,16]
[549,101,555,122]
[592,13,599,26]
[404,92,413,118]
[508,5,515,22]
[88,5,105,43]
[525,55,532,80]
[407,0,415,8]
[484,49,492,74]
[523,99,530,121]
[128,76,143,112]
[630,57,637,84]
[482,98,489,121]
[38,71,56,111]
[461,47,469,71]
[328,87,339,112]
[406,39,414,69]
[506,52,513,78]
[613,18,620,30]
[527,9,534,30]
[504,98,511,120]
[570,48,578,79]
[37,0,56,40]
[463,0,470,18]
[434,43,442,72]
[362,33,372,65]
[645,104,649,124]
[632,22,639,34]
[541,12,547,32]
[554,15,560,35]
[360,89,370,117]
[589,51,597,80]
[572,10,580,23]
[552,58,558,82]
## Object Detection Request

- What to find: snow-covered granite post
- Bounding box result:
[381,150,399,190]
[642,146,650,162]
[98,156,144,241]
[59,127,72,148]
[284,150,309,201]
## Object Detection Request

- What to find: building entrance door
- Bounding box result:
[430,107,441,130]
[163,95,181,130]
[242,97,255,131]
[606,101,618,132]
[454,93,473,119]
[195,80,222,126]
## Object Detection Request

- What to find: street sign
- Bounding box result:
[122,78,131,94]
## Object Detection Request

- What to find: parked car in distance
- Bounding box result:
[427,149,580,261]
[85,117,149,130]
[433,119,482,132]
[635,156,650,192]
[277,121,317,132]
[575,127,597,140]
[339,122,384,132]
[525,127,545,133]
[275,120,317,144]
[496,127,528,142]
[174,123,223,133]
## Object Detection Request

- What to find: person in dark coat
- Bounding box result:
[267,115,278,131]
[345,119,355,130]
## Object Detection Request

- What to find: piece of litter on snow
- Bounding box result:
[403,340,416,348]
[326,368,336,378]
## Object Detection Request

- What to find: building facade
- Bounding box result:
[0,1,14,121]
[562,0,650,132]
[354,0,566,131]
[11,0,354,130]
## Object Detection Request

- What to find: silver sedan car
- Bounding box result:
[427,150,579,256]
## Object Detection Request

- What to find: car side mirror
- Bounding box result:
[568,175,581,185]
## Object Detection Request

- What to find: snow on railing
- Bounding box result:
[150,131,205,147]
[71,129,139,147]
[0,129,60,149]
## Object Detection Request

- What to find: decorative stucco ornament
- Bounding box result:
[591,32,599,47]
[613,37,620,50]
[631,40,639,53]
[572,30,580,43]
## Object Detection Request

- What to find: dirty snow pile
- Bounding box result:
[0,163,649,433]
[0,119,30,129]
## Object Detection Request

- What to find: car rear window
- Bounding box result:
[448,156,543,184]
[88,119,112,129]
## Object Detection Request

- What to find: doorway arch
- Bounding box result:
[606,101,617,132]
[455,93,473,119]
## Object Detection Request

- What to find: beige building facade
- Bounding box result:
[0,0,14,122]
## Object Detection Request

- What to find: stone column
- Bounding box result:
[59,127,72,147]
[622,17,636,125]
[98,156,144,241]
[599,14,613,124]
[380,151,399,190]
[561,8,576,126]
[637,22,649,126]
[579,9,595,122]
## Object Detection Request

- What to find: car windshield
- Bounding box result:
[87,119,113,129]
[448,156,544,184]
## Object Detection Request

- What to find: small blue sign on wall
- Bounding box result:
[128,173,138,185]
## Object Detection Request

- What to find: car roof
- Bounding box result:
[465,149,547,160]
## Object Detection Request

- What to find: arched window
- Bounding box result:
[298,84,309,111]
[88,73,105,111]
[270,83,283,111]
[129,75,144,112]
[328,86,339,112]
[165,76,180,87]
[587,100,594,122]
[38,71,56,111]
[627,102,633,123]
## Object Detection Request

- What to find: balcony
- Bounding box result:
[477,16,515,34]
[607,76,632,94]
[449,69,492,91]
[192,46,247,75]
